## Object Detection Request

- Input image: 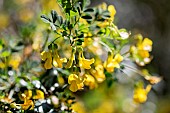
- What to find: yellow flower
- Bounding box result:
[145,76,162,84]
[41,50,67,69]
[142,69,162,84]
[84,74,97,89]
[133,85,151,103]
[53,51,67,68]
[33,90,44,99]
[138,38,153,51]
[108,5,116,21]
[91,64,105,83]
[18,90,34,110]
[79,51,95,69]
[21,99,34,110]
[98,3,116,22]
[18,90,32,101]
[104,53,123,72]
[68,74,84,92]
[82,37,93,47]
[114,53,124,62]
[138,49,150,58]
[130,35,153,66]
[41,51,53,69]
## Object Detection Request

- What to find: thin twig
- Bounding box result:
[99,41,112,52]
[122,63,145,77]
[42,31,50,51]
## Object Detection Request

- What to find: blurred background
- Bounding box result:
[91,1,170,112]
[0,0,170,113]
[91,0,170,95]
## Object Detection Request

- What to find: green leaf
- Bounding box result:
[82,15,92,20]
[1,51,10,57]
[84,8,94,13]
[53,43,58,49]
[107,78,114,88]
[78,33,84,38]
[51,10,58,23]
[79,0,90,10]
[57,15,63,25]
[102,11,110,19]
[48,43,58,50]
[70,10,78,17]
[48,44,52,50]
[76,6,81,15]
[41,15,51,23]
[76,38,84,45]
[0,45,3,51]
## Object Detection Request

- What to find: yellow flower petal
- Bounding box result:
[84,74,96,89]
[114,54,123,63]
[94,64,105,83]
[41,51,53,69]
[79,52,95,69]
[68,74,79,84]
[145,76,162,84]
[77,83,84,90]
[33,90,44,99]
[138,50,150,58]
[69,81,78,92]
[18,90,32,101]
[41,51,51,61]
[53,51,67,68]
[133,89,147,103]
[133,85,151,103]
[79,57,95,69]
[142,38,153,51]
[44,57,53,69]
[21,100,34,110]
[41,51,47,61]
[108,5,116,21]
[104,53,123,72]
[68,74,84,92]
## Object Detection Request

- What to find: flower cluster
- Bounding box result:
[0,0,162,112]
[130,34,153,66]
[10,89,44,110]
[133,83,152,103]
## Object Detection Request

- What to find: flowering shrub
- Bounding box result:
[0,0,161,113]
